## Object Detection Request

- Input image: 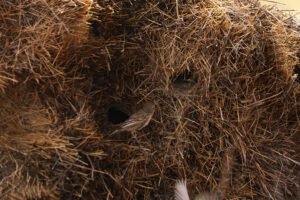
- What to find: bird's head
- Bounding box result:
[143,102,155,114]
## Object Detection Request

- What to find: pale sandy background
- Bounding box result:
[261,0,300,19]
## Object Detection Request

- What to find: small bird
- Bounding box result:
[110,102,155,136]
[175,180,221,200]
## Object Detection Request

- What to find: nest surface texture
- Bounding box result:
[0,0,299,199]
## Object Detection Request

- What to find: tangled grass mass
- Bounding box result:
[0,0,299,199]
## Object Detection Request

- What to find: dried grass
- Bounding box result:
[0,0,299,199]
[0,0,104,199]
[0,0,93,91]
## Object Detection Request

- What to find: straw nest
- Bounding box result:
[0,0,299,199]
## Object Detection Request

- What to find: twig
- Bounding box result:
[42,0,70,33]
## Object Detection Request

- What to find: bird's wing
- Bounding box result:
[120,110,145,129]
[174,180,190,200]
[121,118,140,129]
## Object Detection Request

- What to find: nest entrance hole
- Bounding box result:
[172,69,194,83]
[107,106,129,124]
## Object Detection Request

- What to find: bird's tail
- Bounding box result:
[175,180,190,200]
[110,129,121,137]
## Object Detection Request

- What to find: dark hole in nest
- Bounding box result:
[107,106,129,124]
[171,69,196,94]
[172,69,193,83]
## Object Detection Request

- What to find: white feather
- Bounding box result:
[175,180,190,200]
[121,120,138,128]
